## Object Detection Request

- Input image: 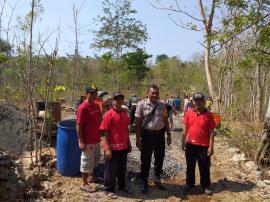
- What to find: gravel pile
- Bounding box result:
[127,137,183,181]
[0,103,30,153]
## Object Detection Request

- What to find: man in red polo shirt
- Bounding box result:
[76,85,101,193]
[182,92,216,195]
[100,92,131,199]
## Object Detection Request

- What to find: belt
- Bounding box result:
[143,128,165,135]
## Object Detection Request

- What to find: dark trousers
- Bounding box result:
[129,105,137,124]
[104,150,128,192]
[140,129,165,184]
[185,143,211,189]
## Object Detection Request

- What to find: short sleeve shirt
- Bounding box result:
[182,109,216,146]
[166,98,174,107]
[76,101,101,144]
[135,99,167,130]
[99,108,130,151]
[174,98,181,108]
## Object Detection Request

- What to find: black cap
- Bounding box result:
[85,84,98,93]
[112,92,124,100]
[192,92,205,100]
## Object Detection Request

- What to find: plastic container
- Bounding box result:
[57,119,81,176]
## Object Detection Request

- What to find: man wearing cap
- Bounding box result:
[76,85,101,193]
[135,84,171,194]
[100,92,131,199]
[182,92,216,195]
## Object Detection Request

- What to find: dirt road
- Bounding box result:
[34,114,269,202]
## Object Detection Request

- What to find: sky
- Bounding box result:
[3,0,205,61]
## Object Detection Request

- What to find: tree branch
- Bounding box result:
[198,0,207,26]
[207,0,216,31]
[213,13,270,54]
[168,14,203,32]
[148,0,204,22]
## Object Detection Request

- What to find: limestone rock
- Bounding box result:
[0,153,25,201]
[257,181,266,189]
[232,153,246,162]
[245,161,258,171]
[0,103,30,154]
[228,147,241,154]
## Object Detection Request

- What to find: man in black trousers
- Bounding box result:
[182,92,216,195]
[135,85,171,194]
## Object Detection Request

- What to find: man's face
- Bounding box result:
[147,88,158,103]
[193,98,205,111]
[113,96,124,107]
[86,91,97,102]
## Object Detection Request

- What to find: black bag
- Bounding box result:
[141,104,158,129]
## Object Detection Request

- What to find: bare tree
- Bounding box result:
[71,1,86,101]
[39,33,60,168]
[150,0,220,111]
[19,0,43,164]
[27,0,37,164]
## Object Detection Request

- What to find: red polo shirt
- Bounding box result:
[76,101,101,144]
[100,108,130,151]
[182,109,216,146]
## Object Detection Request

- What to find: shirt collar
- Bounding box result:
[113,106,123,113]
[192,108,207,115]
[146,98,158,106]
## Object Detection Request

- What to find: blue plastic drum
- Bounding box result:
[57,119,81,176]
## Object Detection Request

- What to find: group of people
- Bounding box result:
[75,84,216,199]
[165,95,181,130]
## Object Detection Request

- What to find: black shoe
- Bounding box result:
[154,177,166,190]
[183,184,193,191]
[141,183,148,194]
[119,187,132,195]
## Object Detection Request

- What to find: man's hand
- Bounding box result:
[181,139,186,151]
[79,142,86,151]
[128,142,132,153]
[105,149,112,159]
[136,139,142,150]
[167,133,171,146]
[207,147,214,156]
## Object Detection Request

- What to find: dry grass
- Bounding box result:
[217,121,263,160]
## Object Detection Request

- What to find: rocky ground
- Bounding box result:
[2,113,270,202]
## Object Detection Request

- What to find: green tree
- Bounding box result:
[156,54,169,64]
[121,49,152,91]
[222,0,270,122]
[0,38,12,57]
[92,0,148,91]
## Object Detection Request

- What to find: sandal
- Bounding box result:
[80,184,96,193]
[106,192,118,199]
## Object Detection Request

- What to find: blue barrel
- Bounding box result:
[57,119,81,176]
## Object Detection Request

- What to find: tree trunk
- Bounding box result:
[3,64,6,100]
[248,81,255,122]
[255,96,270,167]
[204,40,219,112]
[218,65,226,114]
[198,0,219,112]
[255,63,263,122]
